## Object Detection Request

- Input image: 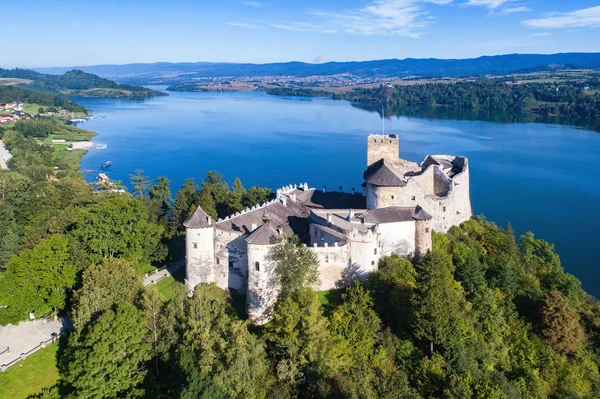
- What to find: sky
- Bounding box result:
[1,0,600,67]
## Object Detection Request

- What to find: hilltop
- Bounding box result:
[33,52,600,84]
[0,68,167,98]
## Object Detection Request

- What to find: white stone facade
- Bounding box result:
[185,133,471,324]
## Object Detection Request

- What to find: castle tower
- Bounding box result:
[414,219,432,257]
[245,221,281,325]
[184,206,215,292]
[367,134,399,167]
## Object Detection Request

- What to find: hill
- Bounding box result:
[34,53,600,83]
[0,68,167,98]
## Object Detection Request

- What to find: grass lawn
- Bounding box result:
[51,148,87,175]
[156,267,186,302]
[0,344,59,399]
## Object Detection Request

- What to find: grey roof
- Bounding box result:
[184,206,212,228]
[216,198,308,235]
[297,188,366,209]
[363,159,406,187]
[245,222,282,245]
[357,206,432,224]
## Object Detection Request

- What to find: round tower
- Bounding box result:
[414,219,432,257]
[184,206,215,293]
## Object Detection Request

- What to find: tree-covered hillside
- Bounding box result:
[0,68,166,98]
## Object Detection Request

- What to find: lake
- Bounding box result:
[76,89,600,296]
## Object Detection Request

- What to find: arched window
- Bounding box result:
[255,261,260,272]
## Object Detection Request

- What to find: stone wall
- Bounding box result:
[246,243,279,325]
[377,221,416,258]
[185,226,215,292]
[348,228,379,277]
[312,243,350,290]
[214,228,248,294]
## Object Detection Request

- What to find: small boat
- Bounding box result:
[95,143,107,150]
[84,169,97,173]
[102,161,112,168]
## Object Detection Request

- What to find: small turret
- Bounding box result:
[367,134,399,167]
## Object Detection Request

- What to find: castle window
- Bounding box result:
[391,195,395,200]
[216,258,220,265]
[411,196,416,201]
[425,228,430,233]
[371,261,375,265]
[325,255,329,263]
[457,211,460,215]
[193,242,198,249]
[443,206,446,212]
[374,248,377,255]
[255,261,260,272]
[228,260,234,269]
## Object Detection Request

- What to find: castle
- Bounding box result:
[184,134,472,324]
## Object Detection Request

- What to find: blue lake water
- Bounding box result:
[76,89,600,296]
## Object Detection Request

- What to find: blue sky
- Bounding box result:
[1,0,599,67]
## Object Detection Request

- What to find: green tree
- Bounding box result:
[68,195,166,267]
[0,229,19,270]
[173,178,200,233]
[540,290,584,356]
[271,236,320,300]
[72,257,143,330]
[267,288,348,392]
[412,250,471,356]
[141,284,164,375]
[62,303,151,399]
[226,177,245,214]
[0,234,79,325]
[242,186,272,208]
[130,169,151,201]
[148,175,173,229]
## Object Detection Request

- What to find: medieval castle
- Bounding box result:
[185,134,472,324]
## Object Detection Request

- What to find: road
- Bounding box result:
[0,140,11,169]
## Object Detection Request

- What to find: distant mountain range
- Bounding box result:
[33,53,600,83]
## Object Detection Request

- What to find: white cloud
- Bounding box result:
[311,0,454,38]
[465,0,515,9]
[500,6,531,15]
[523,6,600,29]
[226,22,260,29]
[269,22,336,34]
[242,1,262,7]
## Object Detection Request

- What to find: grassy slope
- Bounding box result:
[0,344,59,399]
[156,267,186,302]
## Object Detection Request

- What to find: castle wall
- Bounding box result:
[309,224,345,247]
[312,244,350,290]
[246,243,279,325]
[185,227,215,292]
[377,221,416,258]
[214,228,248,294]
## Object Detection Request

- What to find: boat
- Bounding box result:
[102,161,112,168]
[95,143,107,150]
[84,169,97,173]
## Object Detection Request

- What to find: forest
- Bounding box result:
[0,68,166,98]
[0,86,87,113]
[1,119,600,398]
